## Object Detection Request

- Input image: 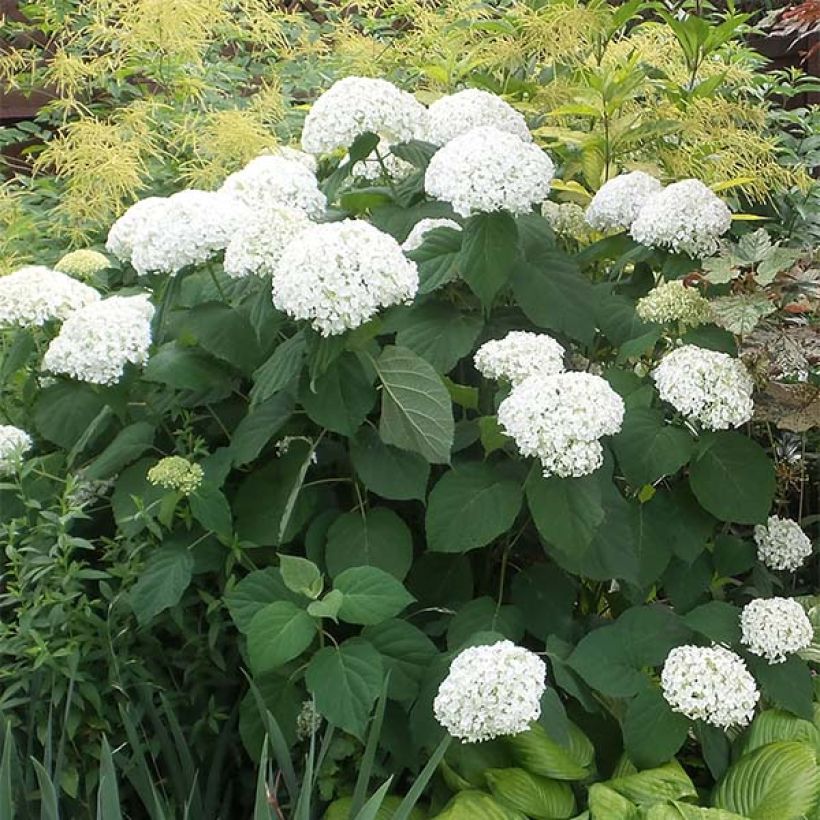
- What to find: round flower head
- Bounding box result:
[754,516,813,571]
[636,280,713,329]
[275,146,318,174]
[475,331,565,386]
[651,345,754,430]
[497,371,625,478]
[433,640,547,743]
[740,597,813,664]
[272,220,419,336]
[661,644,759,729]
[296,700,322,740]
[223,206,311,279]
[402,218,462,252]
[585,171,662,233]
[43,294,154,385]
[0,266,100,328]
[130,190,249,275]
[219,155,326,217]
[106,197,169,263]
[542,201,594,243]
[301,76,428,155]
[425,88,531,146]
[630,179,732,258]
[350,139,414,182]
[0,425,32,474]
[55,249,111,279]
[147,456,203,496]
[425,126,554,217]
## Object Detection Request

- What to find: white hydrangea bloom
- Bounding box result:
[433,640,546,743]
[754,516,813,571]
[272,220,419,336]
[349,139,415,181]
[106,197,168,263]
[497,371,625,478]
[651,345,754,430]
[223,206,311,279]
[301,76,428,154]
[425,88,531,146]
[661,645,759,729]
[130,190,249,275]
[0,425,32,474]
[219,155,326,217]
[475,331,565,386]
[0,266,100,328]
[43,294,154,385]
[636,280,713,328]
[630,179,733,258]
[585,171,662,232]
[275,146,318,174]
[425,126,554,217]
[402,218,462,252]
[542,201,593,243]
[740,598,813,664]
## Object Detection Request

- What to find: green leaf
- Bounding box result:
[111,457,167,537]
[459,212,520,308]
[240,673,302,756]
[689,432,775,524]
[178,301,262,373]
[130,543,194,627]
[747,655,814,720]
[447,597,525,649]
[683,602,740,646]
[396,303,483,373]
[710,294,775,336]
[279,555,323,599]
[325,507,414,581]
[230,392,294,466]
[713,741,820,818]
[434,790,528,820]
[247,601,316,674]
[375,345,454,464]
[305,638,384,739]
[189,482,232,537]
[643,803,748,819]
[485,768,576,820]
[143,342,235,391]
[224,568,306,633]
[504,722,592,781]
[407,227,463,293]
[605,760,697,806]
[426,462,523,553]
[83,421,155,480]
[510,564,576,642]
[34,382,109,449]
[307,589,344,622]
[334,566,415,625]
[250,331,306,406]
[743,709,820,758]
[623,686,690,769]
[96,736,122,820]
[587,783,639,820]
[350,426,430,501]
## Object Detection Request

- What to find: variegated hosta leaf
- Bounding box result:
[710,294,775,335]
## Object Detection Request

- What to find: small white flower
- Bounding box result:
[402,218,462,252]
[106,197,169,263]
[425,88,531,146]
[585,171,662,233]
[740,597,813,664]
[474,331,565,386]
[433,640,547,743]
[424,126,554,217]
[0,266,99,328]
[0,425,32,474]
[754,516,813,571]
[636,280,713,328]
[661,644,759,729]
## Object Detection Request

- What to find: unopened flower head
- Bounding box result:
[651,345,754,430]
[55,249,111,279]
[0,266,100,328]
[754,516,813,571]
[43,294,154,385]
[497,371,624,478]
[475,331,565,386]
[585,171,662,233]
[296,700,322,740]
[740,597,813,664]
[272,220,418,336]
[542,201,594,243]
[350,139,414,182]
[0,425,32,474]
[433,640,546,743]
[636,280,713,329]
[630,179,732,258]
[661,644,759,729]
[147,456,203,496]
[425,88,531,146]
[301,76,428,155]
[106,197,168,263]
[219,155,326,217]
[223,206,312,279]
[402,218,462,252]
[424,126,554,217]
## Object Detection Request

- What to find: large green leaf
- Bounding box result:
[143,342,235,391]
[407,227,463,293]
[747,655,814,720]
[606,760,697,806]
[350,426,430,501]
[178,301,262,373]
[446,597,525,649]
[683,601,741,646]
[396,302,483,373]
[229,392,294,466]
[426,462,523,553]
[34,382,109,449]
[434,789,527,820]
[111,457,166,537]
[247,601,316,674]
[239,672,302,755]
[587,783,639,819]
[334,566,415,625]
[326,796,425,820]
[623,686,690,769]
[485,767,576,820]
[743,710,820,758]
[250,331,306,405]
[375,345,454,464]
[83,421,155,480]
[504,722,593,781]
[224,568,306,633]
[644,803,748,819]
[130,543,194,626]
[459,212,520,308]
[510,564,576,642]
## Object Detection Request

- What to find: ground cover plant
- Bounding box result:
[0,1,819,818]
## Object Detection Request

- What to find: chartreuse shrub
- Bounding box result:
[0,56,818,820]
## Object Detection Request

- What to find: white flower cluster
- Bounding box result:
[223,206,311,279]
[425,89,531,146]
[651,345,754,430]
[0,266,99,328]
[630,179,733,258]
[402,217,462,252]
[106,197,168,263]
[661,644,759,729]
[433,640,546,743]
[219,155,326,217]
[474,331,565,386]
[636,280,713,329]
[272,220,419,336]
[425,126,554,217]
[497,371,624,477]
[584,171,662,233]
[301,76,428,154]
[350,139,414,182]
[0,425,32,474]
[754,516,813,571]
[274,145,318,173]
[740,597,813,664]
[43,294,154,385]
[542,201,593,243]
[55,249,111,279]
